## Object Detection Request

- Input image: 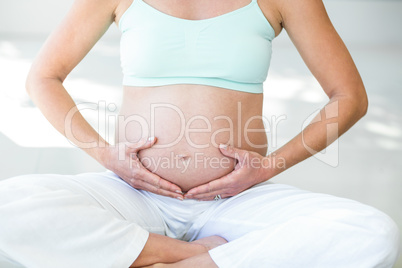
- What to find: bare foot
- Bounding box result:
[139,236,226,267]
[191,235,228,251]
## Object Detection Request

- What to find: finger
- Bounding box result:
[145,181,184,200]
[129,159,183,194]
[132,179,184,200]
[190,191,231,201]
[131,136,158,152]
[185,175,231,197]
[145,171,183,194]
[219,144,248,160]
[137,163,183,194]
[185,183,210,197]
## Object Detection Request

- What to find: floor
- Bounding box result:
[0,36,401,266]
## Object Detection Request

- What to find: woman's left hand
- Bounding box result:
[184,144,273,201]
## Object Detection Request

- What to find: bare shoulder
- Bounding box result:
[277,0,335,33]
[257,0,284,38]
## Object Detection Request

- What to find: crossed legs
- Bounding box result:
[0,173,399,267]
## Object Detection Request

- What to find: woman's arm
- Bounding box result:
[267,0,368,174]
[26,0,118,161]
[185,0,368,200]
[26,0,183,198]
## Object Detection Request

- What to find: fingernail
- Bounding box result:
[148,136,155,142]
[176,196,183,201]
[219,143,228,149]
[175,190,183,194]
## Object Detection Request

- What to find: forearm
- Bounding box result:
[26,77,109,164]
[266,94,368,178]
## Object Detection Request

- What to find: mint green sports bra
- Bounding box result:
[119,0,276,93]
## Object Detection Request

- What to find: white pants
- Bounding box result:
[0,170,399,268]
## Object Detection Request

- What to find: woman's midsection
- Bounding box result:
[116,84,268,192]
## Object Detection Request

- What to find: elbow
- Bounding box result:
[331,84,369,122]
[25,67,64,97]
[357,87,369,119]
[25,65,41,96]
[25,70,35,96]
[344,83,369,120]
[25,65,45,96]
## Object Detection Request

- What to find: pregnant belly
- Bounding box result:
[117,84,268,192]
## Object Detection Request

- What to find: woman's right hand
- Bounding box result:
[102,137,184,200]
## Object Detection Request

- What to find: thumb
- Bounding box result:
[135,136,157,151]
[219,144,246,160]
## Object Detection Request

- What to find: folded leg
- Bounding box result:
[195,182,400,267]
[0,172,166,268]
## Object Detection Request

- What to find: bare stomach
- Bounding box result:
[116,84,268,192]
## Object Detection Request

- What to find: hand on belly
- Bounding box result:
[118,84,268,194]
